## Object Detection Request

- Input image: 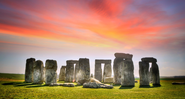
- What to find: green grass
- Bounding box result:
[0,73,185,99]
[0,73,24,80]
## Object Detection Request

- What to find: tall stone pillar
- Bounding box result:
[74,61,79,82]
[45,59,57,85]
[103,61,112,81]
[151,62,160,86]
[140,57,161,86]
[113,58,123,84]
[25,58,35,83]
[113,53,135,87]
[77,58,90,85]
[95,63,102,82]
[65,60,74,82]
[33,60,44,84]
[59,66,66,81]
[121,59,135,87]
[139,61,149,86]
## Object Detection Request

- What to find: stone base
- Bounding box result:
[104,77,113,83]
[153,84,161,87]
[139,85,150,87]
[121,85,135,87]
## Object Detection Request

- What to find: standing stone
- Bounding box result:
[59,66,66,81]
[77,58,90,85]
[139,61,149,86]
[95,62,102,82]
[113,58,123,84]
[139,57,161,86]
[113,53,135,86]
[94,60,112,82]
[103,61,112,82]
[151,62,160,86]
[120,60,135,87]
[74,61,79,82]
[65,60,74,82]
[45,59,57,85]
[25,58,35,83]
[33,60,44,84]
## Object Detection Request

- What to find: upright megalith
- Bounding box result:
[139,57,160,86]
[25,58,35,83]
[113,53,135,87]
[94,60,112,82]
[65,60,75,82]
[74,61,79,82]
[77,58,90,85]
[45,59,57,85]
[139,61,150,86]
[59,66,66,81]
[33,60,44,84]
[151,62,160,86]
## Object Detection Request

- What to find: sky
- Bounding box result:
[0,0,185,77]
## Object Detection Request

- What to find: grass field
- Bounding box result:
[0,73,185,99]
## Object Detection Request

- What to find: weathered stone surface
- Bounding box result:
[94,59,112,82]
[45,59,57,85]
[59,66,66,81]
[90,74,93,78]
[74,61,79,82]
[95,63,102,81]
[114,53,133,60]
[65,60,74,82]
[104,77,113,83]
[103,62,112,82]
[151,62,160,86]
[50,83,75,87]
[83,78,113,89]
[90,78,102,84]
[120,60,135,87]
[25,58,35,83]
[139,61,150,86]
[113,58,123,84]
[83,82,100,88]
[76,58,90,85]
[33,60,44,84]
[141,57,157,63]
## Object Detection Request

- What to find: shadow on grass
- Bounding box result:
[113,84,121,86]
[139,85,153,88]
[2,82,48,88]
[119,86,134,89]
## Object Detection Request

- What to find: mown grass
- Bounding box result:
[0,73,185,99]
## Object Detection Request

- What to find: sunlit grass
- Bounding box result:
[0,73,185,98]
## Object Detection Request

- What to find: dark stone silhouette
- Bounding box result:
[139,57,160,86]
[25,58,35,83]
